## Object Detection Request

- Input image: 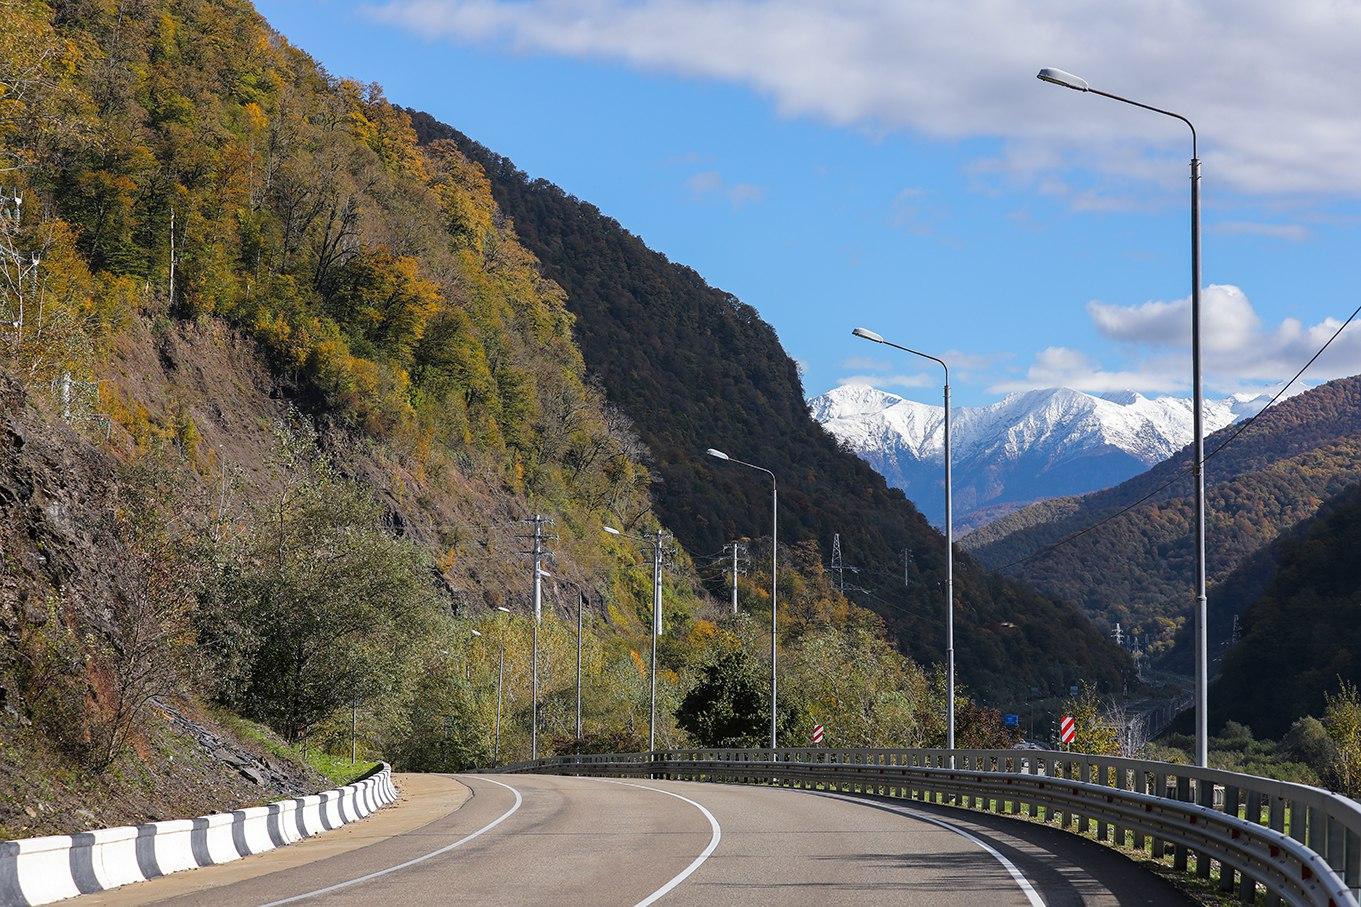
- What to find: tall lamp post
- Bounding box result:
[604,525,666,751]
[706,448,779,750]
[1036,68,1208,768]
[851,328,954,752]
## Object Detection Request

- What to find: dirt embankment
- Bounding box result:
[0,367,322,839]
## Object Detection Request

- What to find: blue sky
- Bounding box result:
[258,1,1361,407]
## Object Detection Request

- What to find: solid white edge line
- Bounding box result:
[587,778,722,907]
[258,776,523,906]
[810,790,1046,907]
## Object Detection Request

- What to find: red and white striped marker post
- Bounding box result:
[811,724,824,745]
[1059,714,1076,747]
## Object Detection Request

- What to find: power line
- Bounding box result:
[993,299,1361,573]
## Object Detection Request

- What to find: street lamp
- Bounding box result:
[852,327,955,752]
[706,448,779,750]
[494,606,511,764]
[1036,67,1209,768]
[604,524,666,751]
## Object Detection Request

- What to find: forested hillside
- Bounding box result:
[408,112,1130,701]
[1209,481,1361,738]
[964,377,1361,654]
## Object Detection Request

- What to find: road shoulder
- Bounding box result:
[76,774,471,906]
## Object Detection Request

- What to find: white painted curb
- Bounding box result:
[0,765,399,906]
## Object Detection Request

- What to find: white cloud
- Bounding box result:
[990,346,1187,394]
[686,170,722,193]
[1003,286,1361,394]
[890,187,934,234]
[727,182,765,206]
[840,355,893,372]
[367,0,1361,196]
[839,372,933,390]
[1088,285,1261,354]
[1212,221,1309,241]
[685,169,764,207]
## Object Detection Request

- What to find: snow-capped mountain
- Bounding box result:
[809,384,1271,529]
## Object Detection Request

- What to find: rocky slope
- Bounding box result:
[0,374,321,838]
[810,383,1269,528]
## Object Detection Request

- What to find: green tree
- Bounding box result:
[205,428,443,742]
[677,647,793,747]
[1058,681,1121,755]
[1323,681,1361,796]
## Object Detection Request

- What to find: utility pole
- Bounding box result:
[523,514,552,761]
[168,208,175,310]
[732,542,740,613]
[350,700,357,766]
[604,524,668,754]
[493,606,509,763]
[724,540,745,615]
[831,533,844,593]
[650,528,664,752]
[576,591,584,746]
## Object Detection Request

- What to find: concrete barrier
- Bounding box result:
[0,764,398,906]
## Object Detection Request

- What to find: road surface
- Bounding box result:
[83,773,1191,906]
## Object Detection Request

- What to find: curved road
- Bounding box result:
[84,773,1191,906]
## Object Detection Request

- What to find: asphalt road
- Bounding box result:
[88,773,1192,906]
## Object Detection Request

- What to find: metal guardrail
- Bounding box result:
[497,747,1361,906]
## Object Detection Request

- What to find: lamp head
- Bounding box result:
[851,327,885,344]
[1037,68,1089,92]
[706,448,730,461]
[603,525,622,536]
[496,606,512,613]
[471,629,482,637]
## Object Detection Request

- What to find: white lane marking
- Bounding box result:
[587,777,722,907]
[258,776,523,906]
[809,790,1046,907]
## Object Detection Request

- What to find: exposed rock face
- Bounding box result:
[0,375,320,838]
[0,375,125,679]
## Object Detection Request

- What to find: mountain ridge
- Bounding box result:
[405,109,1133,702]
[961,375,1361,652]
[810,383,1270,527]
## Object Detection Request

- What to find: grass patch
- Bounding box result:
[210,710,379,787]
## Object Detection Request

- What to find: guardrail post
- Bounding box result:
[1288,798,1306,848]
[1174,776,1191,871]
[1111,762,1126,846]
[1075,761,1090,835]
[1151,771,1167,859]
[1004,755,1016,815]
[1027,758,1040,820]
[1345,827,1360,901]
[1309,798,1326,861]
[1196,777,1215,879]
[1131,769,1146,851]
[1240,790,1262,902]
[1263,794,1286,907]
[1327,814,1347,890]
[1054,760,1069,829]
[1220,786,1240,893]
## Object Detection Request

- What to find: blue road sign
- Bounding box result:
[1003,713,1020,728]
